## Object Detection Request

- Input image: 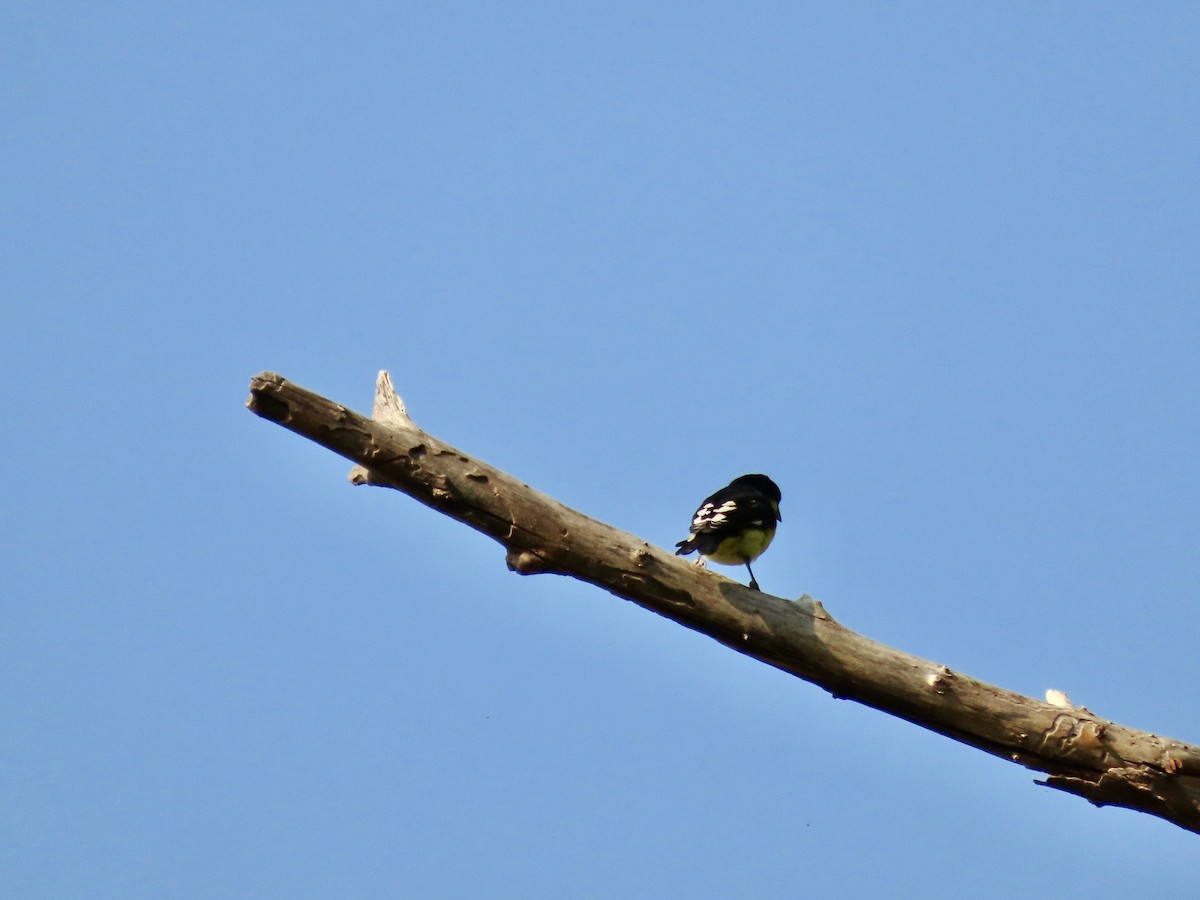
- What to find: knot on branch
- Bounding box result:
[507,548,552,575]
[925,665,956,695]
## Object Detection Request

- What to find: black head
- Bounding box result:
[730,474,781,504]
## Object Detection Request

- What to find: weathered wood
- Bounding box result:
[246,370,1200,835]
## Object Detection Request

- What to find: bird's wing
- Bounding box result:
[689,499,740,534]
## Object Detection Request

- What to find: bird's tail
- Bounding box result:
[674,537,697,556]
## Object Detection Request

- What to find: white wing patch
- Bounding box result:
[691,499,738,532]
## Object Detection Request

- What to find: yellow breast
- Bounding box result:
[706,526,776,565]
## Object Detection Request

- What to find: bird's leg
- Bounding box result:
[745,561,759,591]
[695,556,709,569]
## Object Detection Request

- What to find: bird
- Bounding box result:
[674,474,782,592]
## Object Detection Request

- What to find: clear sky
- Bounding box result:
[5,3,1199,897]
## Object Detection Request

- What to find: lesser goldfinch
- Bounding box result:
[674,474,782,591]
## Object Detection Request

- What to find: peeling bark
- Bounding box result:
[246,370,1200,835]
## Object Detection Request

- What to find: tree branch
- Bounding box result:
[246,370,1200,835]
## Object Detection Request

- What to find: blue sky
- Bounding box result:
[4,3,1199,896]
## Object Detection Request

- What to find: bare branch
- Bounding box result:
[246,370,1200,835]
